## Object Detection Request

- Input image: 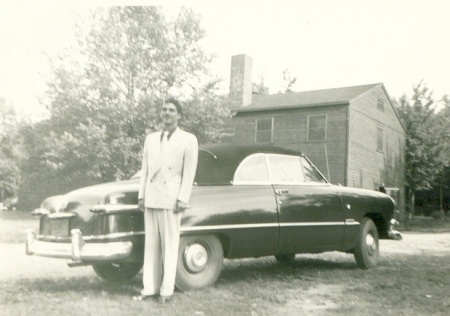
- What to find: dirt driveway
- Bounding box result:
[1,232,449,316]
[2,232,449,281]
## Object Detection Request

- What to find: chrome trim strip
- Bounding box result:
[91,204,139,214]
[36,231,145,241]
[31,208,50,216]
[345,219,360,225]
[48,212,76,219]
[280,222,346,227]
[36,221,357,240]
[181,223,278,232]
[83,231,145,240]
[181,221,348,232]
[26,229,133,261]
[35,235,71,242]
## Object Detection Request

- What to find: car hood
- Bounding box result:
[37,178,140,236]
[65,178,140,202]
[65,178,139,214]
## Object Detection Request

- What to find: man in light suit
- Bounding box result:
[134,99,198,303]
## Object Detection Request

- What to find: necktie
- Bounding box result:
[161,131,169,153]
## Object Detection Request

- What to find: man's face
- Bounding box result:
[160,102,180,127]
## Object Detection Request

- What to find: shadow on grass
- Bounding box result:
[3,255,357,297]
[219,255,357,285]
[2,275,142,299]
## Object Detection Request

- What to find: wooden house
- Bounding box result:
[227,54,406,210]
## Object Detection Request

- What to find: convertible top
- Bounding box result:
[195,143,302,185]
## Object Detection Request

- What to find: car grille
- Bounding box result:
[40,217,70,237]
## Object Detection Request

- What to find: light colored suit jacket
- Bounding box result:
[138,127,198,210]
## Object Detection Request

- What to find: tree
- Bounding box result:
[252,75,269,95]
[394,81,448,215]
[23,7,230,187]
[435,96,450,214]
[254,69,298,95]
[0,98,22,202]
[279,68,297,93]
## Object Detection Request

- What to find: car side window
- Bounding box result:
[268,155,305,184]
[234,154,270,184]
[301,157,327,183]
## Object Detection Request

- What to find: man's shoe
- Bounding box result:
[159,295,172,304]
[133,294,157,301]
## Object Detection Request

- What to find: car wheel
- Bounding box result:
[176,235,223,291]
[354,218,379,269]
[274,253,295,264]
[93,262,142,282]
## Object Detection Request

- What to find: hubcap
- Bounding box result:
[365,233,377,255]
[184,243,208,273]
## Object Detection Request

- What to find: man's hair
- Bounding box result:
[164,98,183,114]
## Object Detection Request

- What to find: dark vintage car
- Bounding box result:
[26,143,402,290]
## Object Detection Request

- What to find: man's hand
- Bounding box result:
[174,200,189,214]
[138,199,145,212]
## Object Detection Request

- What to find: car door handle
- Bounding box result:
[275,189,289,195]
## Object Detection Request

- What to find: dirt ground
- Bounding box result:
[2,232,449,281]
[1,232,449,315]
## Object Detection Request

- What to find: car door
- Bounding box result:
[229,153,280,257]
[186,153,279,259]
[268,154,345,253]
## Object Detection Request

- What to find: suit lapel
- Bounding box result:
[149,128,182,180]
[161,128,182,160]
[148,131,164,180]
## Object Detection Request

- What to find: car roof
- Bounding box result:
[196,143,303,185]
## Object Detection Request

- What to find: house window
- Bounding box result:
[255,118,273,143]
[377,126,384,152]
[307,115,326,142]
[377,98,385,111]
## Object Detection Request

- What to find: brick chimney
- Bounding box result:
[229,54,253,108]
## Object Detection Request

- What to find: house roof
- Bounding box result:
[234,83,382,113]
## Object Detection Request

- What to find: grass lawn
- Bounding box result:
[1,210,449,315]
[0,210,39,243]
[398,214,450,232]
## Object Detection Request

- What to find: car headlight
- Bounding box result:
[104,192,127,205]
[32,195,68,216]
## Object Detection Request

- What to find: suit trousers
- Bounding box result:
[141,208,181,296]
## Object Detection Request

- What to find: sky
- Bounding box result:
[1,0,449,118]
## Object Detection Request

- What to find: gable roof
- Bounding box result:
[234,83,382,113]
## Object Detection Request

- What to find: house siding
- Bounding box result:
[232,105,348,185]
[230,84,405,211]
[348,85,405,210]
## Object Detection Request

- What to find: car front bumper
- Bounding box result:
[26,228,133,263]
[387,219,402,240]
